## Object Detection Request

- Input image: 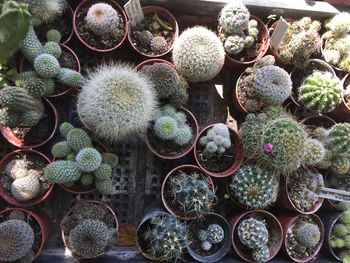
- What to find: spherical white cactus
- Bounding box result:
[11,175,40,201]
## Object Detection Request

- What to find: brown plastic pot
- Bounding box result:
[61,200,119,259]
[219,15,270,69]
[194,124,243,178]
[230,210,283,263]
[161,164,215,220]
[73,0,128,52]
[145,107,198,160]
[0,149,53,207]
[278,213,324,262]
[128,6,179,58]
[0,207,53,261]
[0,98,60,149]
[135,58,173,71]
[20,44,81,99]
[321,212,343,261]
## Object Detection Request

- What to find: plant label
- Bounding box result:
[270,16,289,49]
[124,0,144,27]
[317,187,350,203]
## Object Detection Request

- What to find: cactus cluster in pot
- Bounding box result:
[330,211,350,262]
[44,122,119,194]
[196,224,225,252]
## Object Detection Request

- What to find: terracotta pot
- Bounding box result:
[0,149,53,207]
[0,207,53,262]
[135,58,173,71]
[61,200,119,259]
[321,212,343,261]
[187,212,231,263]
[278,213,324,262]
[194,124,243,178]
[219,15,270,69]
[333,74,350,116]
[161,164,215,220]
[145,107,198,160]
[230,210,283,263]
[20,44,81,99]
[73,0,128,52]
[233,71,249,113]
[128,6,179,58]
[0,98,60,149]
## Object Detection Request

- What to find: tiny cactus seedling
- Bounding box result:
[328,123,350,158]
[198,229,208,241]
[224,35,245,55]
[150,36,168,54]
[237,217,269,249]
[331,211,350,254]
[201,240,213,251]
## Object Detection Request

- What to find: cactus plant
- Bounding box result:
[330,156,350,175]
[154,116,178,140]
[81,174,94,187]
[328,123,350,158]
[6,159,28,179]
[229,165,279,209]
[150,36,168,54]
[304,139,326,166]
[75,148,102,172]
[295,222,321,248]
[33,53,60,78]
[198,229,208,241]
[224,35,245,55]
[172,26,225,82]
[43,41,62,58]
[46,29,62,43]
[0,220,34,262]
[16,71,55,97]
[20,26,43,62]
[59,122,74,137]
[325,13,350,37]
[331,211,350,255]
[27,0,66,24]
[77,63,157,142]
[51,141,72,158]
[44,160,82,183]
[56,68,85,87]
[66,128,92,152]
[237,218,269,249]
[207,224,224,244]
[11,175,40,201]
[218,2,250,35]
[102,153,118,168]
[252,245,270,263]
[94,164,112,181]
[95,178,113,194]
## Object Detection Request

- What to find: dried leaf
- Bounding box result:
[116,223,137,247]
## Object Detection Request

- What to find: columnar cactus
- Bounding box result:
[299,71,342,113]
[0,220,34,262]
[295,222,321,248]
[56,68,85,87]
[44,160,82,183]
[229,166,279,209]
[237,218,269,249]
[20,26,43,62]
[11,175,40,201]
[172,26,225,82]
[52,141,72,159]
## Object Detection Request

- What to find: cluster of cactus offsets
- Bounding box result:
[44,122,119,194]
[144,214,189,260]
[169,170,215,218]
[140,63,188,107]
[278,17,321,68]
[197,224,225,251]
[252,65,292,105]
[330,211,350,260]
[153,105,193,146]
[77,63,157,142]
[229,165,279,209]
[199,123,232,159]
[298,71,342,113]
[85,3,120,39]
[172,26,225,82]
[68,219,116,258]
[237,218,270,263]
[0,219,34,262]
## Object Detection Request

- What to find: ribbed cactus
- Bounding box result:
[33,53,60,78]
[11,175,40,201]
[328,124,350,158]
[56,68,85,88]
[295,222,321,248]
[207,224,224,244]
[46,29,62,43]
[0,220,34,262]
[252,65,292,105]
[75,148,102,172]
[85,3,120,39]
[77,63,157,142]
[172,26,225,82]
[218,2,250,34]
[229,166,279,209]
[43,41,62,58]
[299,71,342,113]
[16,71,55,97]
[66,128,92,152]
[20,26,43,62]
[304,139,326,166]
[237,218,269,249]
[44,160,82,183]
[68,219,115,258]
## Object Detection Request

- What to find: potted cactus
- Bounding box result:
[161,164,216,220]
[269,17,321,68]
[172,26,225,83]
[128,6,178,58]
[217,2,270,69]
[60,200,118,259]
[0,149,53,207]
[0,207,53,262]
[136,206,189,261]
[234,55,292,113]
[230,210,283,263]
[145,104,198,160]
[44,122,118,195]
[325,173,350,210]
[194,123,243,177]
[73,0,127,52]
[227,165,279,210]
[278,213,324,262]
[187,212,231,263]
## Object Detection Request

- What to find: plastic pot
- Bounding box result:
[0,207,53,261]
[61,200,119,259]
[277,213,324,263]
[0,149,53,207]
[135,58,173,71]
[230,210,283,263]
[321,212,343,261]
[128,6,179,58]
[161,164,215,220]
[20,44,81,99]
[145,107,199,160]
[73,0,128,52]
[194,124,243,178]
[0,98,60,149]
[187,212,231,263]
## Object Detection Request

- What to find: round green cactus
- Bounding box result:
[20,26,43,62]
[304,139,326,166]
[33,53,60,78]
[333,224,348,237]
[56,68,85,88]
[224,35,245,55]
[52,141,72,158]
[81,174,94,187]
[172,26,225,82]
[325,12,350,36]
[59,122,74,137]
[95,178,113,194]
[218,2,250,34]
[299,71,342,113]
[66,153,76,161]
[134,30,153,47]
[43,41,62,58]
[154,116,178,140]
[150,36,168,54]
[252,245,270,263]
[198,229,208,241]
[0,220,34,262]
[66,128,92,152]
[330,156,350,175]
[76,147,102,172]
[46,29,62,43]
[295,222,321,248]
[102,153,118,168]
[44,160,82,183]
[328,123,350,158]
[0,108,21,127]
[175,112,187,127]
[341,211,350,224]
[174,126,193,146]
[94,163,112,181]
[237,218,269,249]
[11,175,40,201]
[229,166,279,209]
[15,71,55,97]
